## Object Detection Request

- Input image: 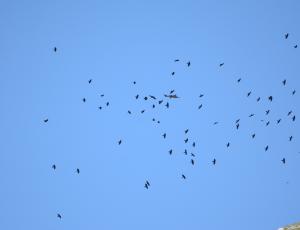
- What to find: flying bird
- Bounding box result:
[144,96,148,100]
[192,142,196,147]
[266,121,270,126]
[285,33,289,39]
[236,123,240,129]
[149,95,157,100]
[53,47,57,52]
[257,97,261,102]
[158,100,163,104]
[98,106,102,110]
[57,213,62,219]
[118,140,122,145]
[133,81,136,84]
[266,110,270,115]
[144,183,149,189]
[213,121,219,125]
[191,159,194,165]
[185,129,189,134]
[182,174,186,179]
[289,136,293,141]
[184,138,189,143]
[237,78,242,83]
[146,180,150,186]
[235,119,240,124]
[292,90,296,95]
[141,110,145,113]
[162,133,166,139]
[282,158,286,164]
[152,104,155,108]
[100,94,104,97]
[170,90,175,94]
[268,96,273,102]
[265,145,269,151]
[135,94,139,99]
[128,110,131,114]
[164,94,179,99]
[212,158,216,165]
[171,72,175,76]
[249,113,255,117]
[198,104,203,109]
[184,149,188,155]
[252,133,256,139]
[174,59,180,62]
[82,98,86,102]
[199,94,204,98]
[52,164,56,170]
[247,91,252,97]
[44,118,48,123]
[187,61,191,67]
[106,102,109,106]
[219,63,224,67]
[292,115,296,121]
[287,110,292,116]
[226,142,230,148]
[88,79,92,84]
[169,149,173,155]
[282,79,287,86]
[277,119,281,124]
[76,168,80,174]
[165,102,169,108]
[294,45,298,48]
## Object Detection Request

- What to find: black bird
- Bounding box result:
[191,159,194,165]
[268,96,273,102]
[158,100,163,104]
[294,45,298,48]
[236,119,240,124]
[152,104,155,108]
[198,104,203,109]
[144,96,148,100]
[282,79,287,86]
[252,133,256,139]
[292,115,296,121]
[249,113,255,117]
[174,59,180,62]
[289,136,293,141]
[191,153,195,157]
[157,121,160,124]
[144,183,149,189]
[277,119,281,124]
[282,158,286,164]
[182,174,186,179]
[171,72,175,76]
[236,123,240,129]
[266,121,270,126]
[76,168,80,174]
[141,110,145,113]
[266,110,270,115]
[118,140,122,145]
[128,110,131,114]
[237,78,242,83]
[135,94,139,99]
[219,63,224,67]
[169,149,173,155]
[54,47,57,52]
[44,118,48,123]
[100,94,104,97]
[187,61,191,67]
[285,33,289,39]
[247,91,252,97]
[149,95,156,100]
[146,180,150,186]
[162,133,166,139]
[133,81,136,84]
[184,138,189,143]
[287,111,292,116]
[170,90,175,94]
[98,106,102,110]
[213,121,219,125]
[57,213,62,219]
[88,79,92,84]
[185,129,189,134]
[265,145,269,151]
[83,98,86,102]
[257,97,261,102]
[152,118,155,121]
[52,164,56,170]
[106,102,109,106]
[184,149,188,155]
[192,142,196,147]
[165,102,169,108]
[226,142,230,148]
[292,90,296,95]
[212,158,216,165]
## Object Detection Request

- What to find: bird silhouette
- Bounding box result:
[133,81,136,84]
[237,78,242,83]
[266,121,270,126]
[294,45,298,48]
[292,115,296,121]
[144,96,148,100]
[44,118,48,123]
[128,110,131,114]
[282,79,287,86]
[100,94,104,97]
[174,59,180,62]
[52,164,56,170]
[171,72,175,76]
[165,102,169,108]
[192,142,196,147]
[118,140,122,145]
[199,94,204,98]
[277,119,281,124]
[282,158,286,164]
[184,149,188,155]
[141,110,145,113]
[268,96,273,101]
[146,180,150,186]
[162,133,166,139]
[135,94,139,99]
[187,61,191,67]
[289,136,293,141]
[76,168,80,174]
[169,149,173,155]
[88,79,92,84]
[236,123,240,129]
[149,95,156,100]
[191,159,194,165]
[164,94,179,99]
[184,138,189,143]
[213,121,219,125]
[285,33,289,39]
[83,98,86,102]
[106,102,109,106]
[152,104,155,108]
[212,158,216,165]
[219,63,224,67]
[266,110,270,115]
[191,153,195,157]
[144,183,149,189]
[292,90,296,95]
[54,47,57,52]
[257,97,261,102]
[247,91,252,97]
[265,145,269,151]
[252,133,256,139]
[249,113,255,117]
[57,213,62,219]
[236,119,240,124]
[170,90,175,94]
[185,129,189,134]
[198,104,203,109]
[158,100,163,104]
[182,174,186,179]
[98,106,102,110]
[287,111,292,116]
[226,142,230,147]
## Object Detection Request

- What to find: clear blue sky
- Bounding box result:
[0,0,299,229]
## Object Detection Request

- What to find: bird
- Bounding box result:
[44,118,48,123]
[98,106,102,110]
[57,213,62,219]
[287,111,292,116]
[146,180,150,186]
[191,159,194,165]
[249,113,255,117]
[152,104,155,108]
[247,91,252,97]
[281,158,286,164]
[162,133,166,139]
[158,100,163,104]
[252,133,256,139]
[191,153,195,157]
[88,79,92,84]
[185,129,189,134]
[292,115,296,121]
[144,183,149,189]
[165,102,169,108]
[289,136,293,141]
[219,63,224,67]
[266,121,270,126]
[53,47,57,52]
[294,45,298,48]
[141,110,145,113]
[174,59,180,62]
[118,140,122,145]
[82,98,86,102]
[212,158,216,165]
[192,142,196,147]
[236,123,240,129]
[164,94,180,99]
[100,94,104,97]
[181,174,186,179]
[285,33,289,39]
[213,121,219,125]
[52,164,56,170]
[277,119,281,124]
[128,110,131,114]
[266,110,270,115]
[265,145,269,151]
[236,119,240,124]
[76,168,80,174]
[135,94,139,99]
[268,96,273,102]
[184,138,189,143]
[187,61,191,67]
[157,121,160,124]
[170,90,175,94]
[171,72,175,76]
[106,102,109,106]
[184,149,188,155]
[144,96,148,100]
[257,97,261,102]
[152,118,155,121]
[149,95,156,100]
[292,90,296,95]
[237,78,242,83]
[226,142,230,148]
[282,79,287,86]
[198,104,203,109]
[169,149,173,155]
[199,94,204,98]
[133,81,136,84]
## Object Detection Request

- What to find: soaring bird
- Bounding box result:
[82,98,86,102]
[192,142,196,147]
[185,129,189,134]
[199,94,204,98]
[52,164,56,170]
[158,100,163,104]
[266,110,270,115]
[98,106,102,110]
[277,119,282,124]
[266,121,270,126]
[236,123,240,129]
[282,79,287,86]
[285,33,289,39]
[282,158,286,164]
[226,142,230,148]
[237,78,242,83]
[133,81,136,84]
[184,138,189,143]
[152,104,155,108]
[54,47,57,52]
[294,45,298,48]
[265,145,269,151]
[191,159,194,165]
[88,79,92,84]
[247,91,252,97]
[219,63,224,67]
[292,90,296,95]
[268,96,273,101]
[165,102,169,108]
[141,110,145,113]
[289,136,293,141]
[182,174,186,179]
[144,183,149,189]
[257,97,261,102]
[212,158,216,165]
[128,110,131,114]
[249,113,255,117]
[174,59,180,62]
[44,118,48,123]
[144,96,148,100]
[146,180,150,186]
[198,104,203,109]
[171,72,175,76]
[292,115,296,121]
[236,119,240,124]
[287,111,292,116]
[191,153,195,157]
[76,168,80,174]
[169,149,173,155]
[162,133,166,139]
[252,133,256,139]
[164,94,180,99]
[184,149,188,155]
[100,94,104,97]
[135,94,139,99]
[187,61,191,67]
[106,102,109,106]
[213,121,219,125]
[170,90,175,94]
[149,95,157,100]
[57,213,62,219]
[118,140,122,145]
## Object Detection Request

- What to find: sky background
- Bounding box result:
[0,0,299,229]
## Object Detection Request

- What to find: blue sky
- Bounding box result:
[0,0,299,229]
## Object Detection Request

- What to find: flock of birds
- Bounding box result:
[45,33,297,220]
